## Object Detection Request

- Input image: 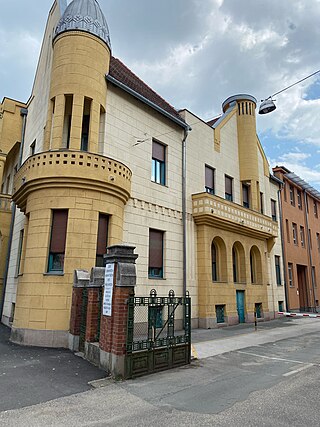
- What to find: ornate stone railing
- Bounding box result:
[192,193,278,239]
[13,150,132,211]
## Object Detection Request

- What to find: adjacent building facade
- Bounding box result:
[273,166,320,312]
[0,0,285,347]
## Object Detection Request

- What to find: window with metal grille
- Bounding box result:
[148,229,164,278]
[275,255,281,285]
[216,305,225,323]
[225,175,233,202]
[151,140,166,185]
[255,303,262,318]
[205,165,215,195]
[96,214,109,267]
[48,210,68,273]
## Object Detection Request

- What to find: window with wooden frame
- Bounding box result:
[151,140,166,185]
[205,165,215,195]
[47,210,68,273]
[96,214,109,267]
[225,175,233,202]
[297,190,302,209]
[148,229,164,278]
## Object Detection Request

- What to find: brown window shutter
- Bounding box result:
[152,141,165,162]
[205,166,214,188]
[149,230,163,268]
[96,214,109,256]
[50,210,68,253]
[225,176,232,193]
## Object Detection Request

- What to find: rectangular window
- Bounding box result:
[148,229,164,278]
[309,229,312,249]
[271,199,277,221]
[278,301,284,312]
[286,219,290,243]
[283,182,287,202]
[225,175,233,202]
[300,226,305,247]
[242,184,250,208]
[6,174,11,194]
[96,214,109,267]
[216,305,225,324]
[255,302,262,318]
[275,255,281,286]
[15,229,24,277]
[288,263,294,287]
[48,210,68,273]
[151,140,166,185]
[260,192,264,214]
[205,165,215,195]
[30,140,36,156]
[289,185,295,206]
[292,223,298,245]
[314,200,318,218]
[317,233,320,252]
[297,190,302,209]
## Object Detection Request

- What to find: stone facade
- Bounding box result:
[0,0,286,347]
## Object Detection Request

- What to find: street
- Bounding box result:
[1,318,320,426]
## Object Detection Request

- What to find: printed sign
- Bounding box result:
[103,263,115,316]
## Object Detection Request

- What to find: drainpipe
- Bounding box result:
[0,108,28,320]
[277,187,289,312]
[182,127,189,298]
[303,190,317,312]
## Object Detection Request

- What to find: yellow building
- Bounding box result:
[0,0,285,347]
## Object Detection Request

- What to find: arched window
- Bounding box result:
[212,242,217,281]
[232,247,238,283]
[250,246,263,284]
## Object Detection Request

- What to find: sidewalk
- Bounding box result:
[191,316,320,359]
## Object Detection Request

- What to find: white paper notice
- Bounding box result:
[103,263,115,316]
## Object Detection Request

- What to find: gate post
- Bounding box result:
[69,269,90,351]
[85,267,105,343]
[99,245,138,378]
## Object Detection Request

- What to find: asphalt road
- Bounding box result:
[1,320,320,426]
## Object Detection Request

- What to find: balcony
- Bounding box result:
[192,193,278,239]
[13,151,132,212]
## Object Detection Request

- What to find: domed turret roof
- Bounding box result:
[54,0,111,50]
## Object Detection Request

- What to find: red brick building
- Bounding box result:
[273,166,320,312]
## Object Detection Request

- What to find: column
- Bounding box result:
[51,94,65,150]
[69,94,84,151]
[88,100,100,154]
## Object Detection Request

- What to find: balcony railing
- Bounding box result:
[13,150,132,211]
[192,193,278,239]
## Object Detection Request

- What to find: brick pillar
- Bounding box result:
[99,245,138,378]
[68,269,90,351]
[85,268,104,343]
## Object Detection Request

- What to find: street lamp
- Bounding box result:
[259,68,320,114]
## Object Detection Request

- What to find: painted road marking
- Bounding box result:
[283,364,314,377]
[237,351,314,365]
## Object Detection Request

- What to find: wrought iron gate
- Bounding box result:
[126,289,191,378]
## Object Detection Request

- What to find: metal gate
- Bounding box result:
[126,289,191,378]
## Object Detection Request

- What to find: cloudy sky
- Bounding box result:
[1,0,320,189]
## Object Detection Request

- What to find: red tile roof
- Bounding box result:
[206,117,221,127]
[109,57,185,123]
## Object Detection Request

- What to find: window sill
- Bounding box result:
[148,277,166,280]
[43,272,64,276]
[151,181,168,188]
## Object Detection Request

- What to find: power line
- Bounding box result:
[272,69,320,97]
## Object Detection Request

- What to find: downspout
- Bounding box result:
[303,190,317,312]
[277,187,289,312]
[0,108,28,320]
[182,127,189,298]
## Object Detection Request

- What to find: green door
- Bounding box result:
[236,291,245,323]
